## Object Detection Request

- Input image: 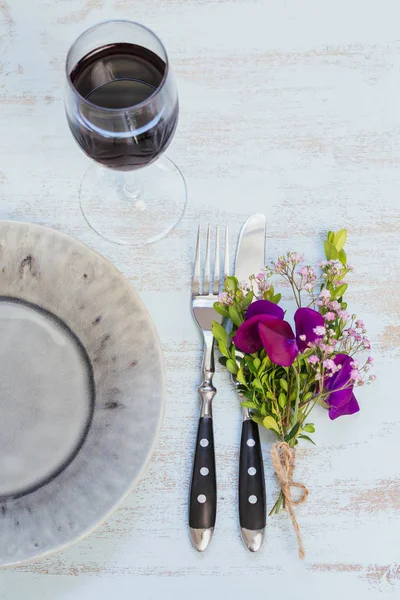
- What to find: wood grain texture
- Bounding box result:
[0,0,399,598]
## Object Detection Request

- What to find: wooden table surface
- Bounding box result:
[0,0,399,598]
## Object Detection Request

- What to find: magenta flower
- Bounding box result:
[294,307,325,352]
[324,354,360,420]
[232,301,325,367]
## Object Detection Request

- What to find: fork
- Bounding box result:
[189,224,229,552]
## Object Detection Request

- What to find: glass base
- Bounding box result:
[79,156,187,246]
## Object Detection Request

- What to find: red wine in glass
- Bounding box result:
[64,20,186,247]
[67,42,179,171]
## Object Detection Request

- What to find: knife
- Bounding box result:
[234,214,267,552]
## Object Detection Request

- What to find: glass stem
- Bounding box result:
[123,172,142,201]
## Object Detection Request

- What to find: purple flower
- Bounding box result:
[245,300,284,321]
[324,354,360,420]
[294,307,325,351]
[233,300,297,366]
[232,301,325,367]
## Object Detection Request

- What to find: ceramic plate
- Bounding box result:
[0,221,165,566]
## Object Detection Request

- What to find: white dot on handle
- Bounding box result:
[197,494,206,504]
[200,467,209,476]
[248,467,257,476]
[247,439,255,447]
[248,495,257,504]
[200,439,209,448]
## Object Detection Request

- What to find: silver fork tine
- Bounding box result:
[223,225,230,284]
[192,225,201,296]
[213,226,220,295]
[204,224,211,294]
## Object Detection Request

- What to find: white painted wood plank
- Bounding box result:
[0,0,399,597]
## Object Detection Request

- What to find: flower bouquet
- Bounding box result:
[212,229,375,558]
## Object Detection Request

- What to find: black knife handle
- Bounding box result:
[189,416,217,529]
[239,418,266,530]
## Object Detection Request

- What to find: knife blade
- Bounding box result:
[234,214,267,552]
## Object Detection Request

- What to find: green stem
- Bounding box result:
[269,489,284,516]
[292,360,301,426]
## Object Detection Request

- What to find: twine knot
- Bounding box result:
[270,441,309,559]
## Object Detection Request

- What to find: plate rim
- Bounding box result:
[0,220,166,568]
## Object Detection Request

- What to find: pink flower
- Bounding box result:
[369,374,376,381]
[299,334,306,341]
[254,271,270,295]
[363,337,371,349]
[308,355,320,364]
[298,265,317,282]
[314,326,326,336]
[329,301,341,311]
[367,356,374,365]
[218,291,234,305]
[338,310,350,320]
[319,289,331,300]
[350,369,362,383]
[324,312,336,321]
[323,359,338,372]
[323,345,335,354]
[355,319,365,329]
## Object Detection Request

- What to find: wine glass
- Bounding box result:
[64,20,186,247]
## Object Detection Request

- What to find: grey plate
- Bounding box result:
[0,221,165,567]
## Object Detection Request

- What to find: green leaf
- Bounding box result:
[243,291,253,309]
[212,321,228,347]
[231,344,236,361]
[252,416,264,425]
[252,378,263,391]
[298,434,316,445]
[327,231,335,243]
[260,402,267,416]
[261,356,270,370]
[285,422,300,442]
[225,276,237,291]
[228,305,244,327]
[332,283,348,299]
[333,229,347,252]
[280,378,288,392]
[217,340,230,358]
[253,358,261,371]
[266,390,275,401]
[324,241,339,260]
[271,293,282,304]
[240,400,258,409]
[341,301,348,309]
[303,392,313,403]
[263,416,281,435]
[338,249,347,266]
[213,302,230,317]
[226,359,238,375]
[237,367,247,386]
[303,423,315,433]
[246,358,257,376]
[219,356,227,367]
[278,392,287,408]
